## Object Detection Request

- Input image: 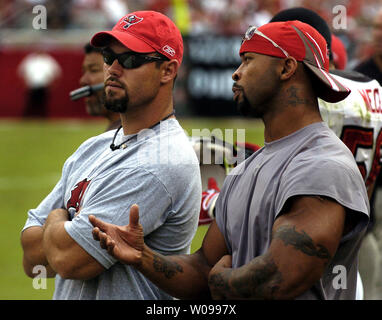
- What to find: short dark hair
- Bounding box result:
[84,42,103,54]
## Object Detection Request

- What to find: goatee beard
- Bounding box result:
[237,95,262,118]
[103,90,129,113]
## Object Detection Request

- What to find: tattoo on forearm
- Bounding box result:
[153,254,183,279]
[274,225,331,260]
[208,256,283,299]
[209,226,330,299]
[208,269,232,298]
[232,256,283,299]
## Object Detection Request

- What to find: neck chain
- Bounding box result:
[110,110,175,151]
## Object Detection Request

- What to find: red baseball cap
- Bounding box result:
[331,34,347,70]
[240,20,350,103]
[91,11,183,64]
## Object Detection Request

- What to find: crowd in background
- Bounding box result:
[0,0,381,68]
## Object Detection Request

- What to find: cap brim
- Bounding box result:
[90,31,155,53]
[303,62,351,102]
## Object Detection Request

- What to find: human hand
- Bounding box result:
[208,255,232,300]
[89,204,144,266]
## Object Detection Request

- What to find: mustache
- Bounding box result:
[105,77,126,89]
[232,83,244,91]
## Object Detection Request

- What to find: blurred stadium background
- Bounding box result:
[0,0,379,299]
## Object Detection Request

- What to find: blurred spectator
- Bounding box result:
[0,0,378,44]
[218,0,246,36]
[79,42,120,131]
[18,50,61,117]
[45,0,73,29]
[188,0,216,35]
[145,0,171,13]
[3,0,382,84]
[186,0,281,36]
[0,0,129,29]
[102,0,129,26]
[70,0,129,29]
[248,0,281,27]
[354,8,382,85]
[0,0,19,28]
[332,34,348,70]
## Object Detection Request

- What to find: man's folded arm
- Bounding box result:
[42,209,105,280]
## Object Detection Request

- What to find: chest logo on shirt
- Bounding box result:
[67,178,91,213]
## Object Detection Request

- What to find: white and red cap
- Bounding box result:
[91,11,183,65]
[240,20,350,103]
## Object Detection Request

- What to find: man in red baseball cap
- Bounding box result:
[90,10,183,117]
[21,11,203,300]
[89,20,369,300]
[237,20,350,106]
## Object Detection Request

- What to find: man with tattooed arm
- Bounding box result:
[90,21,369,299]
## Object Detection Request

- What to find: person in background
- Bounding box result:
[79,43,121,131]
[18,51,62,117]
[355,8,382,85]
[331,34,348,70]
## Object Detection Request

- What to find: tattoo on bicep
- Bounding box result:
[273,226,332,260]
[152,254,183,279]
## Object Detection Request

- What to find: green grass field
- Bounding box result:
[0,117,264,300]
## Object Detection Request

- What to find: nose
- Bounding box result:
[106,59,123,77]
[232,67,241,81]
[79,72,88,87]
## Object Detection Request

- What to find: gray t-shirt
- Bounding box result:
[216,122,369,300]
[22,119,202,300]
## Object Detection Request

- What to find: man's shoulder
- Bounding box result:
[289,126,357,170]
[75,130,115,152]
[295,141,360,178]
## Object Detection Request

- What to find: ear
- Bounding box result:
[280,57,298,81]
[160,60,179,85]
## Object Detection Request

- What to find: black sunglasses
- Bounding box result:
[102,48,166,69]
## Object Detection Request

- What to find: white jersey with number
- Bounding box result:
[319,72,382,193]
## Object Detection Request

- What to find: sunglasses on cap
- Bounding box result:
[242,25,290,58]
[102,48,167,69]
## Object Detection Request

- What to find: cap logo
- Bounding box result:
[163,45,175,57]
[120,14,143,29]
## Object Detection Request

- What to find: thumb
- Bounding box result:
[89,215,110,232]
[129,204,140,227]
